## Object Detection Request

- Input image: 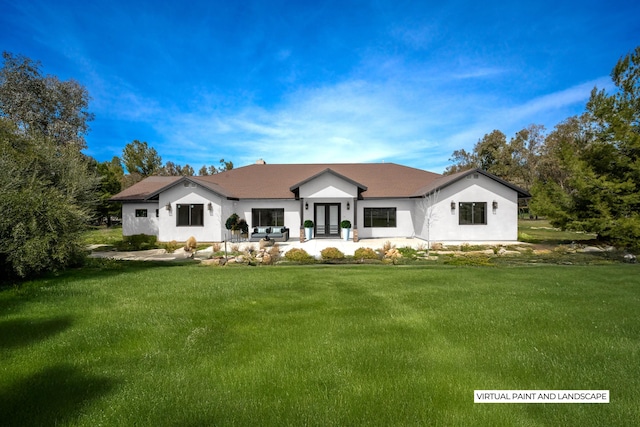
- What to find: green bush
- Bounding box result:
[118,234,158,251]
[284,248,314,263]
[320,247,345,260]
[303,220,314,228]
[354,247,379,260]
[162,240,179,253]
[340,220,351,229]
[397,246,418,259]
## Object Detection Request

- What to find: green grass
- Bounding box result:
[80,226,124,246]
[518,219,598,244]
[1,263,639,426]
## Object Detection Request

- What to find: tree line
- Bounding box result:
[445,46,640,251]
[0,52,233,281]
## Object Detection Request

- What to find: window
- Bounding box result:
[364,208,396,227]
[177,204,204,226]
[135,209,147,218]
[252,208,284,226]
[459,202,486,225]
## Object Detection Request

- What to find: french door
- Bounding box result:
[314,203,340,237]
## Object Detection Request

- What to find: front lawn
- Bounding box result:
[1,264,638,426]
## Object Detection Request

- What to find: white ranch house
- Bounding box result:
[110,162,530,243]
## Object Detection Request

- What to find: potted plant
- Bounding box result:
[237,218,249,239]
[340,220,351,241]
[225,213,240,240]
[303,219,314,240]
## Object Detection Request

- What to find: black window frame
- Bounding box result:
[176,203,204,227]
[252,208,285,227]
[363,207,397,228]
[135,209,148,218]
[458,202,487,225]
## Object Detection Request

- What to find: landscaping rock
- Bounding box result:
[260,238,275,249]
[579,246,604,253]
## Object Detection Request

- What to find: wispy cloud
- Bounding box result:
[145,73,605,173]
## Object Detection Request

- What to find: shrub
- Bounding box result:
[340,220,351,229]
[397,246,418,259]
[118,234,157,251]
[303,220,314,228]
[212,243,221,252]
[354,247,379,260]
[267,244,281,263]
[284,248,314,263]
[163,240,179,253]
[321,247,345,260]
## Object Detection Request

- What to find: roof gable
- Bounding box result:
[290,168,367,191]
[412,168,531,198]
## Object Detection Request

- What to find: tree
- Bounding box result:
[444,149,476,174]
[94,157,124,226]
[197,159,234,175]
[418,189,440,257]
[532,47,640,250]
[0,53,98,282]
[0,52,93,148]
[122,140,162,178]
[0,119,98,281]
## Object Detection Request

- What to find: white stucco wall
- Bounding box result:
[413,173,519,242]
[157,182,225,242]
[121,202,159,237]
[226,199,302,239]
[355,199,415,239]
[298,173,359,199]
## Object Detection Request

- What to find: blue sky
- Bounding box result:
[2,0,638,173]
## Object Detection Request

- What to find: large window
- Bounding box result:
[252,208,284,226]
[459,202,486,225]
[135,209,147,217]
[177,204,204,226]
[364,208,396,227]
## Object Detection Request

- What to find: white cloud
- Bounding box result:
[133,74,611,173]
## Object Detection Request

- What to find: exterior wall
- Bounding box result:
[121,202,160,237]
[226,199,302,239]
[413,173,519,242]
[157,183,225,242]
[303,198,356,231]
[120,171,520,243]
[298,173,359,199]
[356,199,415,239]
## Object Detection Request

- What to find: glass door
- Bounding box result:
[314,203,341,237]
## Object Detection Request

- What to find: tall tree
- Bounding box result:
[0,52,93,148]
[122,140,162,178]
[532,47,640,250]
[94,157,124,226]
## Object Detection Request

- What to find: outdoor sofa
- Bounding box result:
[250,226,290,242]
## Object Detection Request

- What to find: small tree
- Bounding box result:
[419,189,440,257]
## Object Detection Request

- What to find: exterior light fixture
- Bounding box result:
[207,202,213,211]
[165,203,172,211]
[451,201,456,210]
[493,201,498,210]
[305,202,309,210]
[347,201,350,210]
